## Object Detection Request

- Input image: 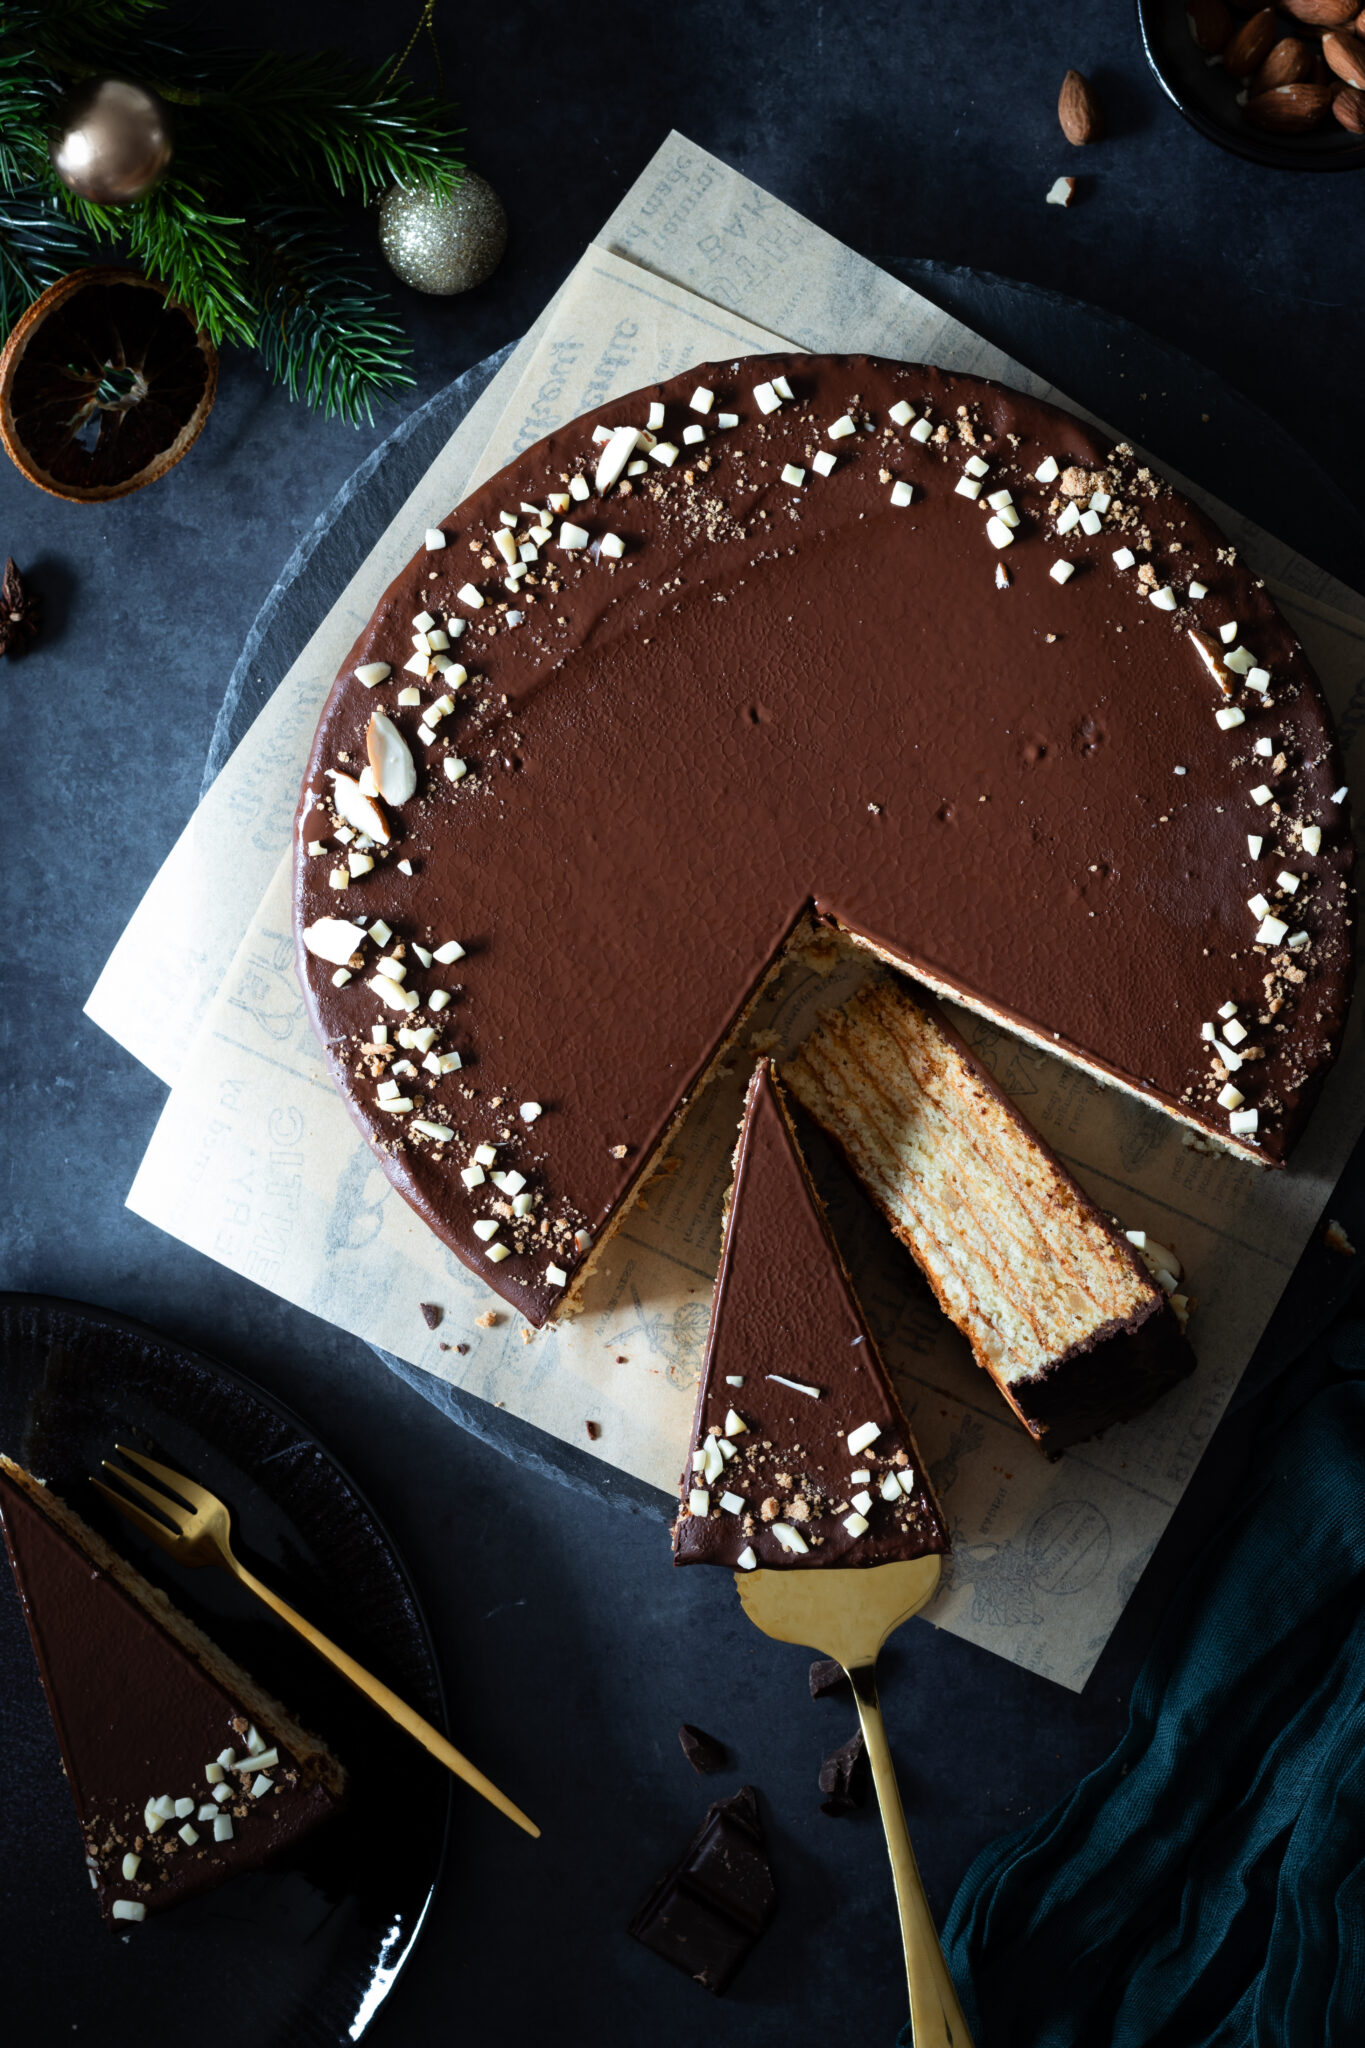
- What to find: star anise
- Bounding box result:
[0,557,39,656]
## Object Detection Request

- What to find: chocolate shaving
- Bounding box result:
[678,1723,725,1774]
[808,1656,851,1703]
[585,1419,601,1440]
[818,1729,868,1817]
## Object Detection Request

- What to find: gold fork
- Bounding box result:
[93,1443,539,1839]
[738,1554,973,2046]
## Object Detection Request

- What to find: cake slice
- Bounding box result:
[783,978,1195,1455]
[0,1456,346,1924]
[673,1060,947,1571]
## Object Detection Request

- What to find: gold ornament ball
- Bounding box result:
[377,175,508,296]
[50,78,173,205]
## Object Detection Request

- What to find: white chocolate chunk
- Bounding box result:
[1056,501,1081,535]
[890,480,914,507]
[1250,785,1273,806]
[546,1263,568,1287]
[600,532,625,559]
[433,940,465,963]
[689,1488,711,1517]
[487,1243,511,1263]
[1215,707,1244,730]
[851,1489,873,1515]
[1149,586,1178,611]
[559,520,590,550]
[1229,1108,1259,1136]
[842,1512,870,1538]
[812,450,837,476]
[846,1420,881,1456]
[355,662,391,687]
[1035,455,1060,482]
[456,582,484,609]
[690,386,714,413]
[1256,916,1288,945]
[568,474,590,503]
[881,1472,902,1501]
[1218,1082,1244,1111]
[302,916,366,967]
[1302,825,1322,856]
[1080,509,1103,536]
[888,399,914,425]
[1113,546,1136,570]
[772,375,794,400]
[965,455,989,478]
[771,1521,810,1554]
[910,416,933,443]
[461,1165,485,1188]
[720,1491,746,1515]
[985,516,1013,549]
[781,463,805,487]
[520,1101,542,1122]
[473,1219,500,1242]
[1247,835,1263,858]
[112,1901,146,1922]
[1050,560,1075,585]
[955,475,982,501]
[1220,622,1239,645]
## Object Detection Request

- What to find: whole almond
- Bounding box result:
[1251,35,1316,89]
[1186,0,1233,53]
[1244,79,1336,127]
[1333,82,1365,126]
[1058,69,1105,144]
[1323,28,1365,82]
[1224,8,1280,77]
[1281,0,1357,23]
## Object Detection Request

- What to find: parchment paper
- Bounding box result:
[93,138,1365,1689]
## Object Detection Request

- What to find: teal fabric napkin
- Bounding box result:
[908,1322,1365,2048]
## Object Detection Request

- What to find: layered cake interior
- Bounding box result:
[673,1060,947,1570]
[783,977,1195,1453]
[294,353,1353,1331]
[0,1456,346,1923]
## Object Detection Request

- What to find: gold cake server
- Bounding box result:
[739,1553,973,2045]
[93,1443,540,1839]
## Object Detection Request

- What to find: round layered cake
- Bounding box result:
[294,356,1354,1327]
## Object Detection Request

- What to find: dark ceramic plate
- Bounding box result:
[1136,0,1365,171]
[0,1294,450,2047]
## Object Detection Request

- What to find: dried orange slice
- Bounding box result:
[0,267,217,501]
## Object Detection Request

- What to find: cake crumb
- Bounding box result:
[585,1420,602,1440]
[475,1310,500,1328]
[1325,1218,1356,1257]
[419,1302,442,1330]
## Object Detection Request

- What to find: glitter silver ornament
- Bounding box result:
[377,174,508,296]
[50,79,173,205]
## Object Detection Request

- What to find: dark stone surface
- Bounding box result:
[2,4,1362,2042]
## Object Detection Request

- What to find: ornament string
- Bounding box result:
[380,0,444,100]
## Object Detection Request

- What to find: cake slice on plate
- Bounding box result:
[673,1059,947,1571]
[0,1455,346,1924]
[783,977,1195,1455]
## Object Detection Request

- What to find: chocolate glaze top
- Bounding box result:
[294,355,1354,1327]
[0,1464,341,1920]
[673,1060,947,1571]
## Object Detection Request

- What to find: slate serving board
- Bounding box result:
[204,266,1365,1521]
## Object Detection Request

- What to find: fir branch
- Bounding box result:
[0,50,54,196]
[61,178,256,346]
[0,183,91,331]
[244,206,413,426]
[188,51,463,208]
[6,0,166,69]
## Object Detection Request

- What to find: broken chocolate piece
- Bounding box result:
[629,1784,776,1994]
[585,1419,601,1440]
[419,1301,442,1329]
[678,1723,726,1775]
[808,1656,851,1703]
[818,1729,868,1817]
